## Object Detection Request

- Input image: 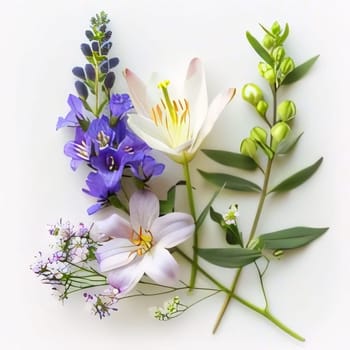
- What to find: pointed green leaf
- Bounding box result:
[202,149,257,170]
[226,224,243,246]
[197,247,262,268]
[282,55,319,85]
[269,157,323,193]
[210,206,223,225]
[276,132,304,155]
[159,181,186,215]
[196,186,224,230]
[278,23,290,44]
[198,169,261,192]
[259,226,328,250]
[246,31,274,66]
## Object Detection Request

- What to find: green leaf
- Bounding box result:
[108,194,128,213]
[276,132,304,155]
[202,149,257,170]
[196,186,224,230]
[282,55,319,85]
[77,116,90,132]
[198,169,261,192]
[269,157,323,193]
[97,99,108,116]
[259,226,328,250]
[209,206,223,225]
[226,224,243,246]
[197,247,262,268]
[159,181,186,215]
[278,23,290,44]
[246,31,274,67]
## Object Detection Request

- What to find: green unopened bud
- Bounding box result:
[256,100,268,118]
[271,21,281,35]
[262,34,274,49]
[251,127,274,159]
[240,138,257,159]
[250,127,267,144]
[272,46,285,62]
[273,249,284,258]
[242,83,263,106]
[271,122,290,151]
[258,62,275,84]
[280,57,295,75]
[277,100,296,121]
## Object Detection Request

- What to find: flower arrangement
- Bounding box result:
[32,12,327,341]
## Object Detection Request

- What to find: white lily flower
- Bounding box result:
[125,58,236,163]
[94,190,195,295]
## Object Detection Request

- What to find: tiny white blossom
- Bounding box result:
[223,204,239,225]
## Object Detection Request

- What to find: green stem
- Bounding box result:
[212,158,273,333]
[175,248,304,341]
[182,157,198,289]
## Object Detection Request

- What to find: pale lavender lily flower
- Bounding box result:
[94,190,194,295]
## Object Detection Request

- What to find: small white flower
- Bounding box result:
[223,204,239,225]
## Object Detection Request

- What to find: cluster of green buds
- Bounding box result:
[151,296,183,321]
[260,21,295,88]
[240,21,300,163]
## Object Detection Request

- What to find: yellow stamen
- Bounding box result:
[130,226,153,256]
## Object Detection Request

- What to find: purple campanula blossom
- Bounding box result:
[64,127,91,170]
[110,93,133,117]
[56,94,85,129]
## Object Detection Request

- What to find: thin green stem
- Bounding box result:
[254,262,269,310]
[182,157,198,289]
[94,61,100,116]
[175,248,304,341]
[212,158,274,333]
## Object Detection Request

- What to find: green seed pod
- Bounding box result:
[271,21,281,35]
[256,100,268,118]
[272,46,285,62]
[277,100,296,121]
[250,127,267,144]
[242,83,263,106]
[240,138,257,159]
[262,34,274,49]
[280,57,295,75]
[258,62,276,84]
[271,122,290,151]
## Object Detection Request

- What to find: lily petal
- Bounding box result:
[92,213,132,240]
[184,58,208,142]
[107,259,145,295]
[129,190,159,231]
[191,87,236,154]
[124,68,151,117]
[151,212,195,248]
[143,246,179,284]
[96,238,136,272]
[127,115,179,155]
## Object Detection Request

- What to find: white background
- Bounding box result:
[3,0,349,349]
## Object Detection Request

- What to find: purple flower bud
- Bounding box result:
[101,42,112,55]
[104,72,115,90]
[85,30,94,41]
[75,81,88,100]
[109,57,119,69]
[80,43,92,57]
[85,64,96,81]
[72,66,86,80]
[100,24,106,32]
[91,41,99,52]
[100,60,109,73]
[103,31,112,42]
